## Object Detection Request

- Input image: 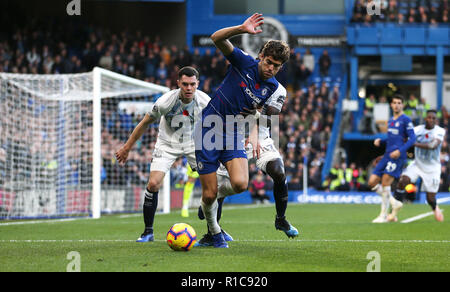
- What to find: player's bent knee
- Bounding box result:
[202,191,217,205]
[267,160,286,183]
[147,179,162,192]
[231,181,248,194]
[271,170,286,184]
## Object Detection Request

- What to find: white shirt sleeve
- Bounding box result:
[265,84,286,112]
[148,90,177,120]
[436,126,446,142]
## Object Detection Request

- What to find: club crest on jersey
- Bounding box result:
[261,88,268,96]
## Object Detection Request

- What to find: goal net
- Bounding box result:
[0,67,170,219]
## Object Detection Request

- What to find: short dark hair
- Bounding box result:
[391,94,404,103]
[260,40,290,64]
[426,109,437,115]
[178,66,199,80]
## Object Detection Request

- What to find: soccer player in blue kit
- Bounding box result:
[368,95,416,223]
[194,13,291,247]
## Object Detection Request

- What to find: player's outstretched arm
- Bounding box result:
[415,138,442,150]
[211,13,264,56]
[115,113,154,165]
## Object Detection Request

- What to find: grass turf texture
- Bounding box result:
[0,203,449,272]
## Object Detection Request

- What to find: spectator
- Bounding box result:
[295,64,311,90]
[250,171,270,204]
[319,50,331,77]
[303,48,315,73]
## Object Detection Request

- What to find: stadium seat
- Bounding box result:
[404,27,426,45]
[428,27,449,45]
[381,27,403,45]
[355,27,379,45]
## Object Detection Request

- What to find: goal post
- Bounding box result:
[91,67,171,218]
[0,67,170,220]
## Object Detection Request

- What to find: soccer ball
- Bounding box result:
[405,184,416,193]
[166,223,197,251]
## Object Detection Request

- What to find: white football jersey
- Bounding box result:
[413,124,446,173]
[258,83,286,140]
[148,89,210,151]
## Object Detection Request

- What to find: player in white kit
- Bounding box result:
[195,82,299,246]
[388,110,445,222]
[115,67,211,242]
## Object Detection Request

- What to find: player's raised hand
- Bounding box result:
[242,13,264,34]
[115,146,130,165]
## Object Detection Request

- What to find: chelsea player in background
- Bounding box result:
[194,13,291,247]
[368,95,416,223]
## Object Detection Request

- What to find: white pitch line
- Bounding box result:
[401,209,444,224]
[0,239,449,244]
[0,218,79,226]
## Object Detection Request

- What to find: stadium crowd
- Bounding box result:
[0,19,340,195]
[351,0,449,24]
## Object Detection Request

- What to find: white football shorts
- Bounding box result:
[402,161,441,193]
[216,137,282,177]
[150,142,197,174]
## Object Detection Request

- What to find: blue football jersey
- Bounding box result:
[382,114,416,156]
[203,47,280,121]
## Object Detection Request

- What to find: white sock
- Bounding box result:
[201,199,221,235]
[217,176,235,200]
[371,183,383,196]
[380,186,391,216]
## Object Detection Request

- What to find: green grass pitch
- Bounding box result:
[0,203,449,272]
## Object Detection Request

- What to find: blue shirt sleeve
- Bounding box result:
[399,117,416,154]
[226,47,257,70]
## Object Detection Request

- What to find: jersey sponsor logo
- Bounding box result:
[388,128,399,135]
[244,87,262,104]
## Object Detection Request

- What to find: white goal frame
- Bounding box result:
[0,67,171,219]
[91,67,171,218]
